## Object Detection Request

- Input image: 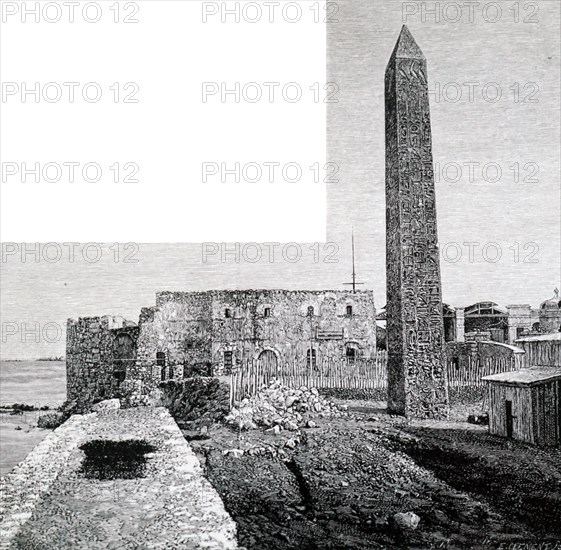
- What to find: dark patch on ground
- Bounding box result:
[78,439,157,480]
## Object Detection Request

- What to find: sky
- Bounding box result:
[1,0,560,359]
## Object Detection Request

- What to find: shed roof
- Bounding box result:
[482,367,561,386]
[515,332,561,343]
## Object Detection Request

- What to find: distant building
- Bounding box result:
[464,302,509,342]
[442,302,508,343]
[506,304,540,342]
[440,290,561,345]
[508,289,561,342]
[539,289,561,333]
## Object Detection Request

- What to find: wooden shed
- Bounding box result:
[482,367,561,446]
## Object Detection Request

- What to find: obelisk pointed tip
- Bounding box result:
[389,25,425,61]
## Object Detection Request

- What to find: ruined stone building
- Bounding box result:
[66,289,377,405]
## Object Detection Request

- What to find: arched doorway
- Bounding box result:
[113,333,136,383]
[258,349,278,374]
[345,342,360,367]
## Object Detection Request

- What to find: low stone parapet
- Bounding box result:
[0,407,237,549]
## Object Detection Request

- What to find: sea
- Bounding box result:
[0,360,66,477]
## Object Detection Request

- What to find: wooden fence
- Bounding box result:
[229,353,388,407]
[230,351,520,405]
[517,338,561,368]
[446,354,520,387]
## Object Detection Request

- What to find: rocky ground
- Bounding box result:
[390,424,561,543]
[175,380,561,550]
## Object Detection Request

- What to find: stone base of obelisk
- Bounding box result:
[387,352,449,419]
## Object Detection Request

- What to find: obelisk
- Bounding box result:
[385,26,448,419]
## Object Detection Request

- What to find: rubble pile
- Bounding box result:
[225,379,349,432]
[160,377,231,430]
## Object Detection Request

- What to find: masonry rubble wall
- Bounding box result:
[66,315,139,406]
[66,290,377,409]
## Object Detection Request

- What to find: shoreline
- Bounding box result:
[0,411,56,478]
[0,360,67,477]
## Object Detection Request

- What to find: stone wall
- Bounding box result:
[506,304,533,343]
[66,316,139,406]
[445,341,476,369]
[445,339,525,370]
[139,290,376,385]
[67,290,376,408]
[136,292,215,385]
